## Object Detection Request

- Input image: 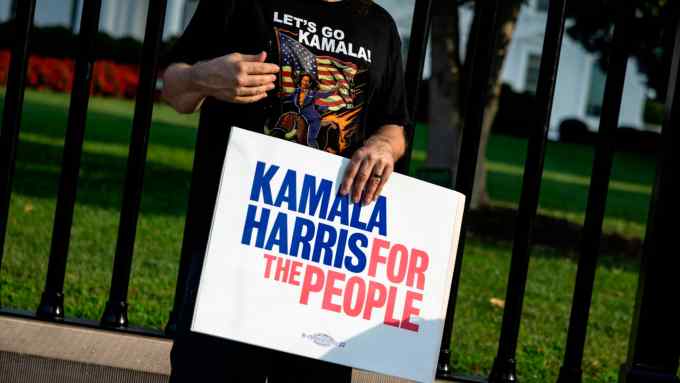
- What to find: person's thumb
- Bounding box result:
[240,51,267,62]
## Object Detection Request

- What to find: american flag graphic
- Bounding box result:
[278,32,359,112]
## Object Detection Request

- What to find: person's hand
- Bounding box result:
[190,51,280,104]
[339,125,406,205]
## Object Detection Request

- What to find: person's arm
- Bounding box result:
[339,17,410,205]
[162,52,280,114]
[160,1,280,113]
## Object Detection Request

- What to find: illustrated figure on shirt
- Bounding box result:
[287,72,337,148]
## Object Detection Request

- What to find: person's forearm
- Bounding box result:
[161,63,207,114]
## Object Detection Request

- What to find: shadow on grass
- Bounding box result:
[2,90,201,217]
[11,91,198,151]
[13,136,194,217]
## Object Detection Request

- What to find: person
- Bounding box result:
[286,73,339,147]
[161,0,409,382]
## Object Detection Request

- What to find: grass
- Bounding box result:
[0,90,656,382]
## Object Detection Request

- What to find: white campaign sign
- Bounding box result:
[192,127,465,383]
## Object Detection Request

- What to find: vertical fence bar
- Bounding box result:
[487,1,568,381]
[35,0,103,321]
[556,2,633,382]
[396,0,433,174]
[165,112,216,335]
[437,0,500,378]
[101,0,168,328]
[0,0,36,292]
[620,5,680,382]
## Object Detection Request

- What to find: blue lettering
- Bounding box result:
[274,169,298,211]
[333,228,348,269]
[312,222,337,266]
[249,161,279,204]
[264,211,289,254]
[298,174,332,219]
[345,233,368,273]
[367,196,387,236]
[327,194,350,225]
[350,201,367,230]
[241,204,270,248]
[290,216,315,259]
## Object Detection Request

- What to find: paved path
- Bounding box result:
[0,316,453,383]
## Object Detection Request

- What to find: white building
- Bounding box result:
[464,0,647,139]
[1,0,648,139]
[0,0,198,41]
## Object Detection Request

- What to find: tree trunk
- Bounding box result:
[426,0,463,181]
[468,1,522,209]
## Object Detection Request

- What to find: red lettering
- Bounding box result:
[383,286,400,327]
[387,244,409,284]
[343,276,366,317]
[368,239,390,277]
[321,271,345,313]
[363,281,387,320]
[289,261,303,286]
[401,290,423,332]
[299,265,325,305]
[263,254,277,279]
[407,248,429,290]
[274,256,291,282]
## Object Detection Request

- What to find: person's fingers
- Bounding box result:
[352,156,375,203]
[372,163,393,203]
[235,83,275,97]
[239,74,278,87]
[363,160,388,205]
[231,92,269,104]
[242,61,280,75]
[340,151,364,196]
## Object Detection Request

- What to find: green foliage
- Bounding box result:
[643,99,665,125]
[566,0,676,101]
[0,22,178,66]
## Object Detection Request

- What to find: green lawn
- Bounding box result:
[0,90,654,382]
[410,124,653,240]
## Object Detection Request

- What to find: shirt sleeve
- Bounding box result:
[162,0,234,67]
[367,18,411,134]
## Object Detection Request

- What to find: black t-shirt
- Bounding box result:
[167,0,409,157]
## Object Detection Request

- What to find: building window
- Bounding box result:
[525,53,542,94]
[536,0,549,12]
[586,62,607,117]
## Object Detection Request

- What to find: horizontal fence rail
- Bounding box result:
[0,1,679,382]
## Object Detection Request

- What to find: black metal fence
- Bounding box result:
[0,0,679,382]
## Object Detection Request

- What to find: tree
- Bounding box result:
[427,0,672,209]
[566,0,674,103]
[428,0,523,208]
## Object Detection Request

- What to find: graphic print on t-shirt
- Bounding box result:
[265,22,369,156]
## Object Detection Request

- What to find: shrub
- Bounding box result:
[558,119,593,145]
[0,50,142,99]
[492,84,536,138]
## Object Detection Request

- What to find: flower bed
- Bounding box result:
[0,50,142,99]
